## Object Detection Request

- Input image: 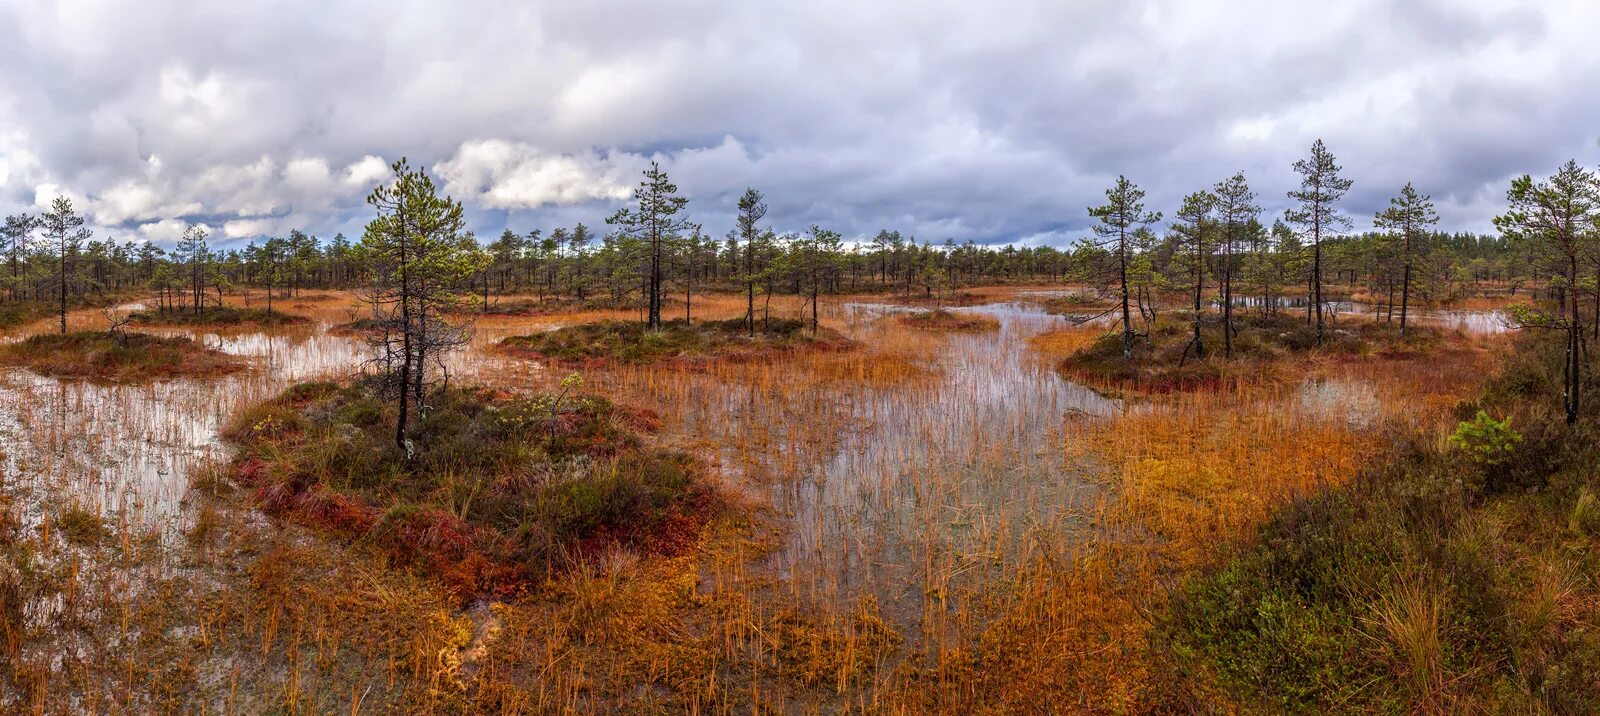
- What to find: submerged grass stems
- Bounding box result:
[0,287,1518,712]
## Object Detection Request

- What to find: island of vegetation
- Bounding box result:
[224,379,709,597]
[0,327,244,382]
[1054,312,1452,392]
[130,305,308,327]
[895,308,1000,332]
[499,317,850,365]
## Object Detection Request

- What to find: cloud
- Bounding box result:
[1,0,1598,248]
[435,140,643,209]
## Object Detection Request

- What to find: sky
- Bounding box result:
[2,0,1599,251]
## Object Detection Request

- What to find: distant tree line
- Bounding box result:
[0,150,1575,342]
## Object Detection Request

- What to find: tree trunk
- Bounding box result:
[1192,242,1204,359]
[1223,234,1234,358]
[746,243,756,336]
[58,241,68,334]
[1119,228,1133,360]
[1399,259,1412,336]
[1312,236,1324,344]
[1567,255,1582,426]
[396,265,412,453]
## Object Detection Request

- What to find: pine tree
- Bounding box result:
[792,225,842,333]
[173,224,209,312]
[1494,160,1599,426]
[1170,190,1214,360]
[736,188,767,334]
[607,162,692,330]
[1213,172,1260,357]
[1286,139,1353,344]
[2,213,38,300]
[1088,176,1162,359]
[39,197,90,333]
[1374,183,1439,335]
[358,158,486,455]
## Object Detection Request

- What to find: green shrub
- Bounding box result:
[1448,411,1522,489]
[1160,332,1600,712]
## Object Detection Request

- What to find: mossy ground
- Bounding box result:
[223,381,713,598]
[897,308,1000,332]
[131,306,310,327]
[0,331,245,382]
[1157,332,1600,712]
[498,317,853,365]
[1059,313,1449,393]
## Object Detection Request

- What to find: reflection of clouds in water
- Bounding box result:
[1408,309,1512,335]
[0,296,1509,629]
[745,301,1122,626]
[1297,377,1383,430]
[1206,297,1512,336]
[0,307,633,534]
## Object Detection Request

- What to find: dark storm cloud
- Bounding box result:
[1,0,1597,249]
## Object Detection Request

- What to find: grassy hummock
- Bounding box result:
[223,381,713,598]
[1038,292,1116,317]
[1156,331,1600,712]
[1058,314,1447,393]
[131,306,310,327]
[0,331,246,382]
[448,296,617,317]
[328,317,387,335]
[896,309,1000,333]
[499,317,853,365]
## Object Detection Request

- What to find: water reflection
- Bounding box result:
[0,293,1509,634]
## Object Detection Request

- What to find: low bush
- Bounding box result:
[449,297,617,316]
[1157,331,1600,712]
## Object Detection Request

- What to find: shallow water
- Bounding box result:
[777,302,1119,623]
[0,292,1509,638]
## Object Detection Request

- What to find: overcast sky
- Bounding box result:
[2,0,1598,250]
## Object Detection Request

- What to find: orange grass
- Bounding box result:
[896,343,1501,712]
[0,288,1514,713]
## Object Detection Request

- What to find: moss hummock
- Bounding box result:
[897,309,1000,333]
[499,318,853,365]
[0,331,246,382]
[131,306,310,327]
[223,381,713,598]
[1057,314,1448,393]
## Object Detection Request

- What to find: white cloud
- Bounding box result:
[2,0,1600,245]
[222,217,281,239]
[435,140,642,209]
[136,218,192,244]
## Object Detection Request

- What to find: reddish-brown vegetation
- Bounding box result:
[0,330,245,382]
[222,381,714,599]
[896,308,1000,332]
